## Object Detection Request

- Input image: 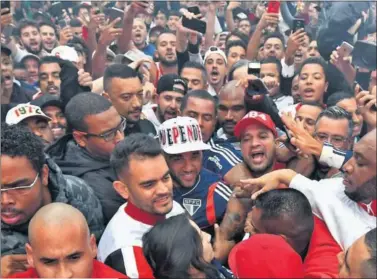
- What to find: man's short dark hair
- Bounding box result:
[363,228,377,278]
[181,61,208,83]
[225,40,247,57]
[38,21,57,36]
[39,56,62,69]
[156,30,176,45]
[64,92,112,132]
[298,57,329,82]
[298,101,324,110]
[1,123,45,174]
[155,8,168,17]
[316,106,354,138]
[326,91,355,107]
[149,25,166,37]
[70,18,83,28]
[16,19,39,37]
[263,32,286,48]
[110,133,163,178]
[103,64,142,93]
[180,90,217,115]
[261,56,283,76]
[72,3,90,17]
[225,30,249,46]
[255,188,314,238]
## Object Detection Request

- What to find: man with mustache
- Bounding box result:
[241,127,377,251]
[98,134,185,278]
[155,31,178,77]
[31,95,67,141]
[5,20,48,64]
[204,47,227,96]
[37,56,62,97]
[1,124,104,278]
[159,117,232,231]
[132,18,156,57]
[217,80,247,151]
[144,74,187,131]
[103,64,156,136]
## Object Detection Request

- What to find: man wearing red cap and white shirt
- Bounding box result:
[226,111,285,185]
[5,103,54,146]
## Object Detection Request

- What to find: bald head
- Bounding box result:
[28,203,89,246]
[26,203,97,278]
[219,80,245,100]
[217,80,247,137]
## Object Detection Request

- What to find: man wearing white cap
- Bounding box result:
[204,46,228,96]
[51,45,79,65]
[159,116,233,231]
[5,103,54,146]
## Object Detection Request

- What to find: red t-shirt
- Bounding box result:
[9,259,128,278]
[303,216,342,278]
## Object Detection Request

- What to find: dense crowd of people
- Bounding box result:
[1,0,376,278]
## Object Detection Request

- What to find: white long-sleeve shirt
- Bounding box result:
[290,174,376,250]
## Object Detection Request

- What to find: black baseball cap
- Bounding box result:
[1,46,12,56]
[157,74,188,95]
[31,95,64,111]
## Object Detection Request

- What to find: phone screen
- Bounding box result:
[187,6,200,15]
[182,16,206,34]
[292,18,305,33]
[104,8,124,28]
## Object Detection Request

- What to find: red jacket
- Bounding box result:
[304,216,342,278]
[9,259,128,278]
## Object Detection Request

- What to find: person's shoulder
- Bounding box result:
[139,119,157,135]
[92,259,129,278]
[7,268,38,278]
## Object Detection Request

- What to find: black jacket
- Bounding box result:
[124,119,157,137]
[46,134,125,224]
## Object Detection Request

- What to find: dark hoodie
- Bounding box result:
[46,134,125,224]
[1,157,104,256]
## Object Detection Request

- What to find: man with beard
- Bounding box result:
[7,20,48,63]
[5,104,54,147]
[242,128,377,251]
[144,74,187,130]
[204,47,227,96]
[37,56,62,97]
[180,61,209,92]
[38,22,58,53]
[98,134,185,278]
[31,95,67,141]
[46,93,126,223]
[160,117,232,230]
[103,64,156,136]
[217,80,247,150]
[1,47,32,107]
[155,31,178,78]
[132,19,156,57]
[225,111,284,186]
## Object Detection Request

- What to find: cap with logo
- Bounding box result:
[31,95,64,111]
[234,111,277,139]
[159,116,210,154]
[5,104,51,126]
[157,74,188,95]
[20,53,40,65]
[204,46,227,64]
[51,46,79,63]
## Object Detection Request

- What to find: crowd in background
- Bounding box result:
[1,0,376,278]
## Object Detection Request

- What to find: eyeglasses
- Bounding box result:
[1,173,39,196]
[315,133,347,146]
[82,118,126,142]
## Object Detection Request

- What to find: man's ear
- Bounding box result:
[26,243,35,268]
[41,164,49,188]
[89,234,97,258]
[73,130,88,148]
[113,180,129,200]
[154,94,160,105]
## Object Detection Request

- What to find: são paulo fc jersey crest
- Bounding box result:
[183,198,202,216]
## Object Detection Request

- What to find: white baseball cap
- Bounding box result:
[204,46,227,64]
[6,103,51,125]
[159,117,210,154]
[51,46,79,63]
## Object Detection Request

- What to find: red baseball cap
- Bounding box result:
[228,234,304,278]
[234,111,277,139]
